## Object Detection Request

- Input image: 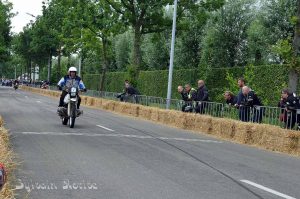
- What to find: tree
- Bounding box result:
[290,0,300,92]
[200,0,255,68]
[262,0,298,92]
[0,0,13,73]
[247,19,269,65]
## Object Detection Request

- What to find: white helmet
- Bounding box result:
[68,67,77,73]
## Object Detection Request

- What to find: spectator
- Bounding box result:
[281,89,298,129]
[236,77,247,120]
[194,80,209,114]
[278,97,286,122]
[239,86,263,123]
[224,91,237,106]
[178,84,196,112]
[117,80,140,103]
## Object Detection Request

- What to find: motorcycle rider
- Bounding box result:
[57,67,86,109]
[13,79,19,88]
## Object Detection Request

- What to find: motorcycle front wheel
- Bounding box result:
[69,103,76,128]
[69,117,75,128]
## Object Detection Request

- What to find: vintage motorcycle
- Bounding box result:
[57,85,83,128]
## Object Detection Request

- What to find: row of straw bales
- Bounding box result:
[21,86,300,156]
[0,116,15,199]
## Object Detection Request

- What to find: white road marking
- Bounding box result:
[16,132,222,143]
[240,180,297,199]
[25,96,28,98]
[96,125,115,132]
[36,101,42,103]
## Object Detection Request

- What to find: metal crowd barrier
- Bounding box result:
[26,85,298,130]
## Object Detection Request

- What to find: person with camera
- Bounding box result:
[178,84,196,112]
[117,80,140,103]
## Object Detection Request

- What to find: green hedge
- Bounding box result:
[84,64,291,106]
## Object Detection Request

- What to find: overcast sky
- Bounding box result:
[10,0,44,33]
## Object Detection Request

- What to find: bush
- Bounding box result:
[84,64,291,106]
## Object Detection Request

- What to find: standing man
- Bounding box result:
[240,86,264,123]
[281,89,298,129]
[194,80,209,114]
[235,77,247,121]
[178,84,196,112]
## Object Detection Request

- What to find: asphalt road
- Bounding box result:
[0,86,300,199]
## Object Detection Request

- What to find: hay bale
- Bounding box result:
[175,112,190,129]
[113,101,125,113]
[211,118,236,138]
[258,125,283,151]
[128,104,140,117]
[102,100,116,111]
[183,113,196,130]
[139,106,152,120]
[94,98,103,108]
[0,116,3,127]
[157,109,170,124]
[233,122,254,144]
[81,96,88,106]
[247,124,266,145]
[150,107,160,122]
[286,131,300,153]
[192,115,213,134]
[86,97,95,106]
[0,118,16,199]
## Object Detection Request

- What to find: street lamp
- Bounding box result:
[26,13,37,82]
[78,27,83,77]
[26,13,36,18]
[166,0,178,109]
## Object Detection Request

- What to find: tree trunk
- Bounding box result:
[67,55,72,67]
[255,50,262,65]
[290,0,300,93]
[47,52,52,83]
[289,70,299,93]
[100,38,108,92]
[57,47,61,82]
[133,25,142,71]
[27,59,31,80]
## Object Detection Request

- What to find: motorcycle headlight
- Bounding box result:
[70,87,77,97]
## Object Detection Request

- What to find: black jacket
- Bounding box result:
[240,91,262,107]
[284,94,298,112]
[180,92,189,101]
[194,86,209,102]
[226,95,238,106]
[125,86,140,95]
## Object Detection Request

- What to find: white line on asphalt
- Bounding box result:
[36,101,42,103]
[240,180,297,199]
[96,125,115,132]
[25,96,28,98]
[16,132,222,143]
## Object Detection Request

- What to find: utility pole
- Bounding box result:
[166,0,178,109]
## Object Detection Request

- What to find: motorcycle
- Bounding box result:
[41,83,49,89]
[57,86,83,128]
[13,83,19,90]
